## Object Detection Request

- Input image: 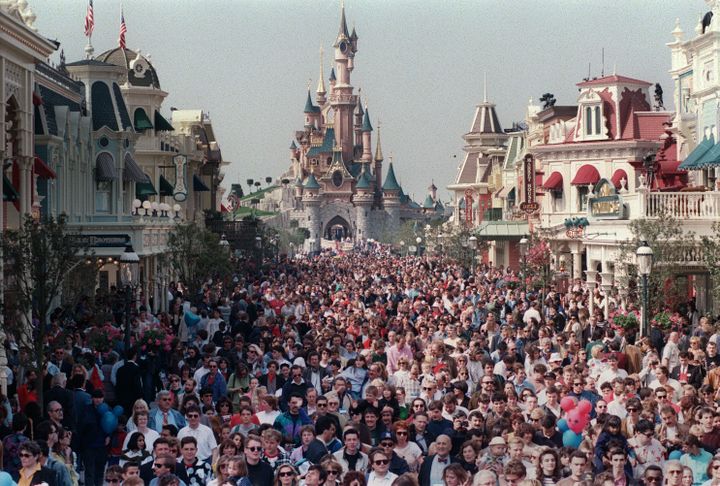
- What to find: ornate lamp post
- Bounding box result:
[415,236,422,256]
[399,240,405,256]
[468,235,478,275]
[519,236,529,295]
[636,242,653,337]
[219,233,230,253]
[119,244,140,354]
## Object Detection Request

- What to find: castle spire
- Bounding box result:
[336,1,350,44]
[483,72,487,103]
[374,120,384,161]
[316,47,326,95]
[362,106,373,132]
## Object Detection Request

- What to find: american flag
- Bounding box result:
[84,0,94,37]
[119,11,127,49]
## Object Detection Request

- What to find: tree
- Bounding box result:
[2,215,92,413]
[700,222,720,316]
[167,222,231,303]
[617,212,696,313]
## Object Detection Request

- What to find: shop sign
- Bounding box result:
[589,178,623,219]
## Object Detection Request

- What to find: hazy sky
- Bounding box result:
[32,0,707,202]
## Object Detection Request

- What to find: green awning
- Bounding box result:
[133,108,153,131]
[694,139,720,169]
[679,135,714,170]
[193,174,210,192]
[3,175,18,201]
[136,177,157,198]
[154,110,174,131]
[473,221,529,241]
[159,174,174,197]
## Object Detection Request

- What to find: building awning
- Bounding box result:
[135,177,157,198]
[154,110,174,131]
[3,175,19,201]
[133,108,153,131]
[679,136,714,170]
[611,169,628,189]
[193,174,210,192]
[507,187,516,200]
[122,153,147,183]
[542,172,563,191]
[571,165,600,185]
[693,140,720,169]
[34,155,56,179]
[473,221,530,241]
[95,152,116,181]
[159,174,174,197]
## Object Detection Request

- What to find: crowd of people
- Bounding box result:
[0,243,717,486]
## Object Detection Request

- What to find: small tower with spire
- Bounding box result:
[374,121,384,193]
[304,89,321,129]
[353,88,364,145]
[383,157,401,230]
[331,2,357,163]
[316,47,327,106]
[361,103,373,163]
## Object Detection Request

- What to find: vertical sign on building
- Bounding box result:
[520,154,539,213]
[172,154,188,202]
[464,189,474,226]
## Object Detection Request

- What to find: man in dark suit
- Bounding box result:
[44,372,74,429]
[139,437,172,484]
[671,352,703,388]
[302,352,331,391]
[115,347,143,415]
[418,434,456,486]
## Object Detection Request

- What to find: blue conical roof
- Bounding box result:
[290,140,298,150]
[356,168,372,189]
[383,162,401,192]
[422,195,435,209]
[304,91,320,114]
[304,173,320,190]
[362,108,373,132]
[329,68,336,82]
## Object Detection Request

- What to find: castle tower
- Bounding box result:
[304,90,321,129]
[353,91,364,146]
[383,159,401,230]
[361,106,373,163]
[302,172,322,253]
[353,166,374,240]
[330,4,357,163]
[316,48,327,106]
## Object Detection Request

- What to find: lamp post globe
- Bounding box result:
[636,242,653,337]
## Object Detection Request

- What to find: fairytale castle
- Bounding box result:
[281,6,437,251]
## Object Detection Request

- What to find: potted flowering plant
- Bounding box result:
[86,323,122,352]
[651,311,683,331]
[504,274,520,289]
[610,311,639,331]
[137,326,174,353]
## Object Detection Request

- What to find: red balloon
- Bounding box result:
[566,408,586,434]
[577,399,592,416]
[560,396,577,413]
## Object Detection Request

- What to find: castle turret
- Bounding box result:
[302,172,322,253]
[383,160,401,230]
[361,106,373,163]
[354,90,364,144]
[304,90,321,129]
[316,48,327,106]
[374,123,384,193]
[353,167,374,240]
[331,4,356,163]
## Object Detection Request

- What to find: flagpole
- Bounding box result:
[84,0,94,59]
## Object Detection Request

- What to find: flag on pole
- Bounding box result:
[84,0,94,37]
[119,10,127,49]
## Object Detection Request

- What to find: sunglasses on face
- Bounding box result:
[153,463,168,468]
[246,446,262,452]
[374,459,389,465]
[19,453,34,458]
[279,471,296,477]
[105,479,121,484]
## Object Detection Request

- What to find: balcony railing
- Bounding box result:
[645,191,720,219]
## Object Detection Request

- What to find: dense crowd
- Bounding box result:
[0,244,716,486]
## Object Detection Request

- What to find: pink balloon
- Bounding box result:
[577,400,592,416]
[567,409,586,434]
[560,396,577,413]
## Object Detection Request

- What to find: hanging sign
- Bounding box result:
[173,155,188,202]
[464,189,474,226]
[520,154,539,213]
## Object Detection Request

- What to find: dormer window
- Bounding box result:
[576,89,606,141]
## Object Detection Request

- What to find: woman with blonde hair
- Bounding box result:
[208,455,231,486]
[125,398,150,433]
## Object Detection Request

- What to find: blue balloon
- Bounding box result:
[101,411,118,435]
[0,471,14,486]
[185,311,200,327]
[97,403,110,415]
[113,405,124,417]
[562,429,582,448]
[668,450,682,460]
[557,418,569,433]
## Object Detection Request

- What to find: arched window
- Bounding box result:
[594,106,601,134]
[585,107,592,135]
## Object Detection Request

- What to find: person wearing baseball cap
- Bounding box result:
[378,430,410,476]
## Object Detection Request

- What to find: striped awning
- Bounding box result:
[542,172,563,191]
[679,136,714,170]
[136,177,157,198]
[571,165,600,185]
[95,152,116,181]
[122,153,146,183]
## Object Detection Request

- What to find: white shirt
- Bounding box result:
[429,455,451,486]
[177,423,217,461]
[254,410,281,425]
[122,427,160,453]
[367,471,398,486]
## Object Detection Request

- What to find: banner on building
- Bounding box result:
[464,189,474,226]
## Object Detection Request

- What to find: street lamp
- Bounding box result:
[219,233,230,253]
[399,240,405,256]
[255,236,263,267]
[416,237,422,256]
[119,244,140,354]
[636,241,653,337]
[468,235,478,275]
[519,236,529,295]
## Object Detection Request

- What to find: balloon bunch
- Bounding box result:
[557,397,592,448]
[98,403,124,435]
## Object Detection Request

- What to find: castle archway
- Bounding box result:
[324,215,350,241]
